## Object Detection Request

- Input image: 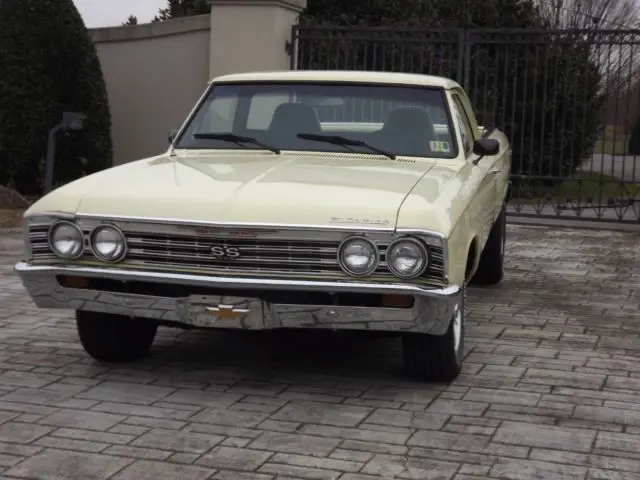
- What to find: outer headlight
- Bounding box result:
[338,236,379,276]
[387,237,429,278]
[48,221,84,259]
[90,225,127,262]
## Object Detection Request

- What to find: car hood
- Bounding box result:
[28,151,463,230]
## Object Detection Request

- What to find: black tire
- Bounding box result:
[402,287,465,382]
[470,203,506,286]
[76,311,158,362]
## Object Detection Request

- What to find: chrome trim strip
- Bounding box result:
[22,216,33,258]
[395,228,446,240]
[25,211,76,221]
[73,213,397,233]
[170,83,213,150]
[14,262,459,298]
[26,213,448,239]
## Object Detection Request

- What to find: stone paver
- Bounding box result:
[0,224,638,479]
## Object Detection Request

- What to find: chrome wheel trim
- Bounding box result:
[452,304,462,354]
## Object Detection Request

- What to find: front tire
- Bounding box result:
[76,311,158,362]
[470,203,506,286]
[402,287,465,382]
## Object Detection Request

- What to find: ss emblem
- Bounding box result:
[210,246,240,258]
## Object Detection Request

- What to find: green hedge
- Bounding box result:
[0,0,112,195]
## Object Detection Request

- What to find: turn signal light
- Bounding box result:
[382,294,414,308]
[59,275,90,288]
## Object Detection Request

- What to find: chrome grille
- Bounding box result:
[28,223,446,282]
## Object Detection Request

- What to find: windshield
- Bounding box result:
[175,82,458,159]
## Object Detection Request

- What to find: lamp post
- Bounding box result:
[44,112,87,194]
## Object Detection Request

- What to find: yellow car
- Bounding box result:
[15,70,511,382]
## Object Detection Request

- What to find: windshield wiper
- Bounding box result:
[193,132,280,154]
[297,133,396,160]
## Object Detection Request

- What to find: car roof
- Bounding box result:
[210,70,461,89]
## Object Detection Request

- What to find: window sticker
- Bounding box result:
[430,140,451,153]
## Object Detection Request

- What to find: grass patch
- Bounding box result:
[594,137,629,155]
[594,125,630,155]
[511,172,639,203]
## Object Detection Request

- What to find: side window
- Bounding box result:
[452,95,474,155]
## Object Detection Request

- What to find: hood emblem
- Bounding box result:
[205,304,250,319]
[210,246,240,258]
[195,227,275,237]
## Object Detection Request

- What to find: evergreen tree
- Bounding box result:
[123,15,138,26]
[153,0,211,22]
[0,0,113,194]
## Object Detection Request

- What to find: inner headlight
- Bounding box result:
[90,225,127,262]
[338,237,379,276]
[387,237,429,278]
[48,221,84,259]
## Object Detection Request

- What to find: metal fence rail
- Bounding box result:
[291,25,640,224]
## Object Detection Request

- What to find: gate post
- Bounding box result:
[462,29,472,91]
[289,24,299,70]
[456,29,466,87]
[207,0,307,79]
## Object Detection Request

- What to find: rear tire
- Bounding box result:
[76,311,158,362]
[402,287,465,382]
[470,203,506,286]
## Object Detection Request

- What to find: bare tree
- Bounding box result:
[535,0,640,131]
[535,0,639,29]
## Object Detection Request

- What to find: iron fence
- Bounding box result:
[291,25,640,224]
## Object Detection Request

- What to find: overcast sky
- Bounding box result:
[73,0,167,28]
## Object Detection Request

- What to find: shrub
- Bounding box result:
[473,33,603,181]
[0,0,112,195]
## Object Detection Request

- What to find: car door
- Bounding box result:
[449,91,498,245]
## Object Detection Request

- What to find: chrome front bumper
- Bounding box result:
[14,262,462,335]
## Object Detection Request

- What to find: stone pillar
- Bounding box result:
[207,0,307,80]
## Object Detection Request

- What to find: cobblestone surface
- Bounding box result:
[0,224,638,479]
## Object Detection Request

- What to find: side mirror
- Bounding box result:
[472,138,499,165]
[168,129,179,144]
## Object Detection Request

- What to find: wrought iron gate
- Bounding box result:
[290,25,640,224]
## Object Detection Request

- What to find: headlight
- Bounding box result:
[90,225,127,262]
[338,236,379,276]
[48,221,84,259]
[387,237,428,278]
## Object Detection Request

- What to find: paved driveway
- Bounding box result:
[0,225,638,480]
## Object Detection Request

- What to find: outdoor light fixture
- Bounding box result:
[44,112,87,194]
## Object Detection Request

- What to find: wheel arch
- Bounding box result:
[464,236,480,285]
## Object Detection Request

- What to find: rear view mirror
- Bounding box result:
[169,129,179,144]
